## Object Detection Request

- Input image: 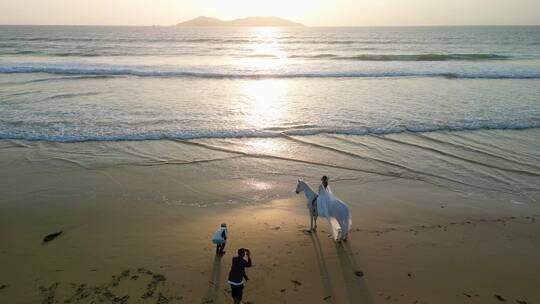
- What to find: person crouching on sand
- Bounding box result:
[212,223,228,255]
[228,248,252,304]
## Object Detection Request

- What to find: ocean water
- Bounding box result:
[1,26,540,141]
[0,26,539,203]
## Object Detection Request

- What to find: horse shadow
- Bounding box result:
[310,232,336,303]
[335,241,373,304]
[310,231,373,304]
[202,255,223,304]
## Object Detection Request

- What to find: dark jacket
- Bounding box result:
[228,256,252,284]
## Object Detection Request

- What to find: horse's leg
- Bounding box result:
[314,215,318,230]
[337,219,347,241]
[340,219,349,241]
[309,210,314,231]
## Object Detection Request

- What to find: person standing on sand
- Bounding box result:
[212,223,228,255]
[227,248,252,304]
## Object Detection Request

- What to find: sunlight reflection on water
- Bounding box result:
[240,79,289,129]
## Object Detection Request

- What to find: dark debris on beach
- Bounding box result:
[494,294,506,302]
[42,231,62,243]
[354,270,364,277]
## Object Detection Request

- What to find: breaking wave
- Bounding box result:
[1,123,538,143]
[1,65,539,79]
[334,53,509,61]
[289,53,511,61]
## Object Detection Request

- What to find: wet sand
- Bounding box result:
[1,133,539,303]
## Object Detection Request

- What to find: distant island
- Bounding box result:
[176,16,304,27]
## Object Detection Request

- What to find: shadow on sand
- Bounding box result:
[336,241,373,304]
[310,232,336,303]
[202,255,223,304]
[309,230,373,304]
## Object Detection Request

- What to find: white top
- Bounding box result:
[227,279,245,285]
[211,227,227,243]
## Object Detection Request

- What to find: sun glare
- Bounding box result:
[235,27,287,69]
[205,0,315,22]
[240,79,289,129]
[251,27,287,59]
[236,78,291,154]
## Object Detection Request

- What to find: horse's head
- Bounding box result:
[295,179,304,194]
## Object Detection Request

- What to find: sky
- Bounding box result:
[0,0,539,26]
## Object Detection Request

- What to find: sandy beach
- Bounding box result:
[1,131,539,304]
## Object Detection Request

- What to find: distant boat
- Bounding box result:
[176,16,304,27]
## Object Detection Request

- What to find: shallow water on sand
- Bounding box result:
[1,129,539,206]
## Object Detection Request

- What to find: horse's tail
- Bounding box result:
[339,216,351,233]
[339,202,352,233]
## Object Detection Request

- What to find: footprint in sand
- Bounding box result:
[38,268,179,304]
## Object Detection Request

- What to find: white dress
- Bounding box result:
[317,185,352,240]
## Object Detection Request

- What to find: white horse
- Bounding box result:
[295,179,319,231]
[295,179,352,241]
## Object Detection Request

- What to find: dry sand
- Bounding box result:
[0,139,539,304]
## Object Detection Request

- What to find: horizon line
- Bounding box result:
[1,23,539,27]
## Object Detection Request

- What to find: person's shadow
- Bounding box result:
[336,241,373,304]
[202,255,223,304]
